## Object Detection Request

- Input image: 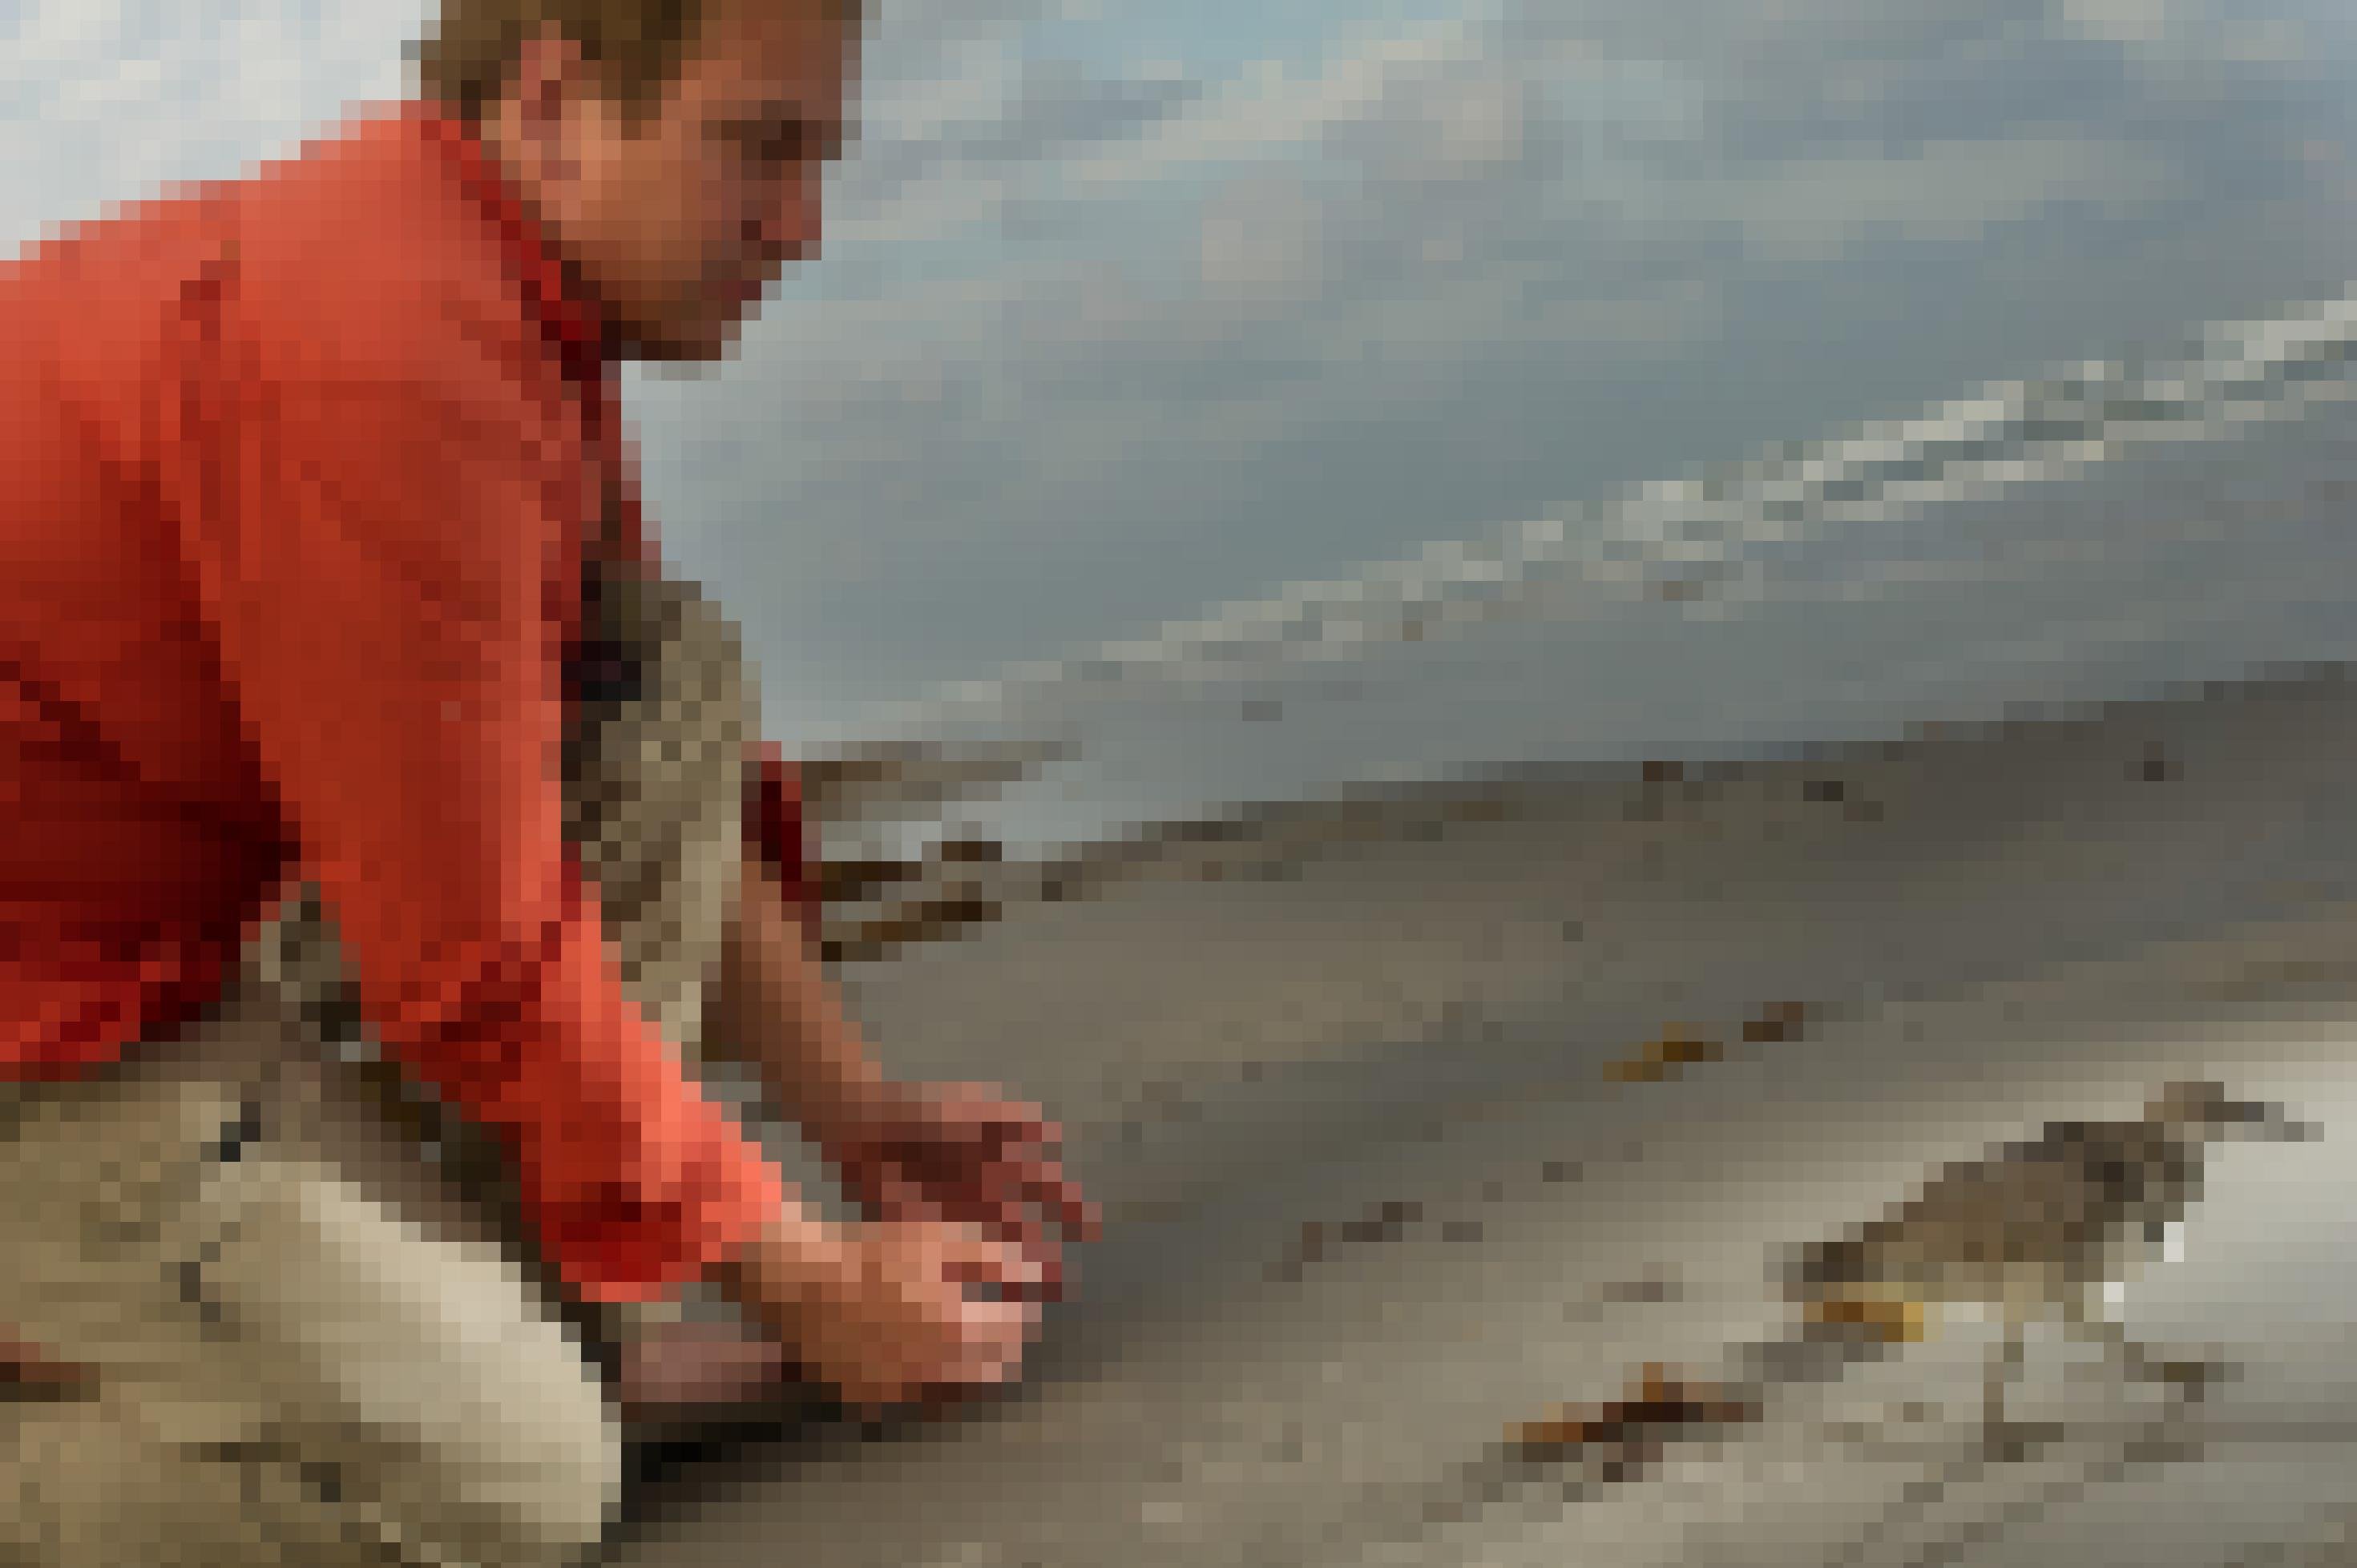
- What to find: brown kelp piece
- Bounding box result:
[1604,1027,1723,1083]
[1507,1361,1762,1474]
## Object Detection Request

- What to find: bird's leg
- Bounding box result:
[1980,1319,2032,1460]
[2056,1289,2224,1405]
[2056,1293,2149,1378]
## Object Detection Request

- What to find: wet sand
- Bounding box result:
[614,667,2357,1567]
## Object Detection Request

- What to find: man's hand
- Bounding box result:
[620,1220,1041,1428]
[812,1217,1047,1417]
[712,1210,1049,1421]
[816,1079,1101,1302]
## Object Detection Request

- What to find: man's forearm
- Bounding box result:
[708,1196,856,1351]
[714,846,893,1141]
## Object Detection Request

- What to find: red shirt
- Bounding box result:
[0,98,812,1305]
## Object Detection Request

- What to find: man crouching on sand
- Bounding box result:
[0,1,1096,1562]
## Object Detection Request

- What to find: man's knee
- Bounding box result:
[408,1402,624,1568]
[0,1389,622,1568]
[184,1153,625,1565]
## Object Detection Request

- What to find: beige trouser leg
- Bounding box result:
[555,552,782,1340]
[0,557,777,1566]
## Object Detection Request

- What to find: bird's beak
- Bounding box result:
[2244,1102,2323,1142]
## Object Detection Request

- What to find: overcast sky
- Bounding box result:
[8,0,2357,849]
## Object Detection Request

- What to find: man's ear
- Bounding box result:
[504,24,593,180]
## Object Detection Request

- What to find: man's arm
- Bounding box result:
[173,333,790,1306]
[712,835,892,1146]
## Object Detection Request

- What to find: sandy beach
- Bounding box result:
[615,666,2357,1567]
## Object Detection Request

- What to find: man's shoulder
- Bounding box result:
[6,101,555,423]
[224,101,553,392]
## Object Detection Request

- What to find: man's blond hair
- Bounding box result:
[410,0,858,135]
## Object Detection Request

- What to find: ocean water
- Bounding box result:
[813,288,2357,863]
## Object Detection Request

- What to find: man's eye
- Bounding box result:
[740,127,804,163]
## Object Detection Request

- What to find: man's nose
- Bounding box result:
[748,189,818,267]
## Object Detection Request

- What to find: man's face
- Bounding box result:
[489,2,858,363]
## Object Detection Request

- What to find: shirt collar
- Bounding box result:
[398,98,652,570]
[408,99,610,395]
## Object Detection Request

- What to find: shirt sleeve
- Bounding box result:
[180,358,785,1305]
[745,740,821,931]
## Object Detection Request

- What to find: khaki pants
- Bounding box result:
[0,558,775,1567]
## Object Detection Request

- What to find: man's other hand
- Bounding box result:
[817,1079,1102,1303]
